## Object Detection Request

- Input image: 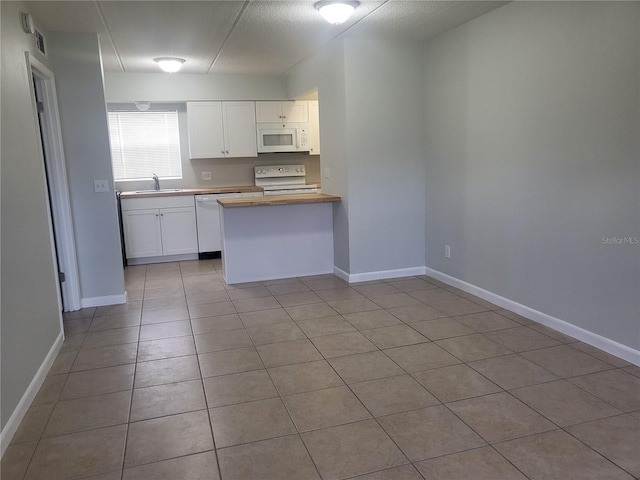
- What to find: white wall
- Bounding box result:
[104,72,287,102]
[424,1,639,349]
[1,1,62,430]
[287,38,427,276]
[48,33,126,303]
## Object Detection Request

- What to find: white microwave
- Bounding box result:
[256,123,309,153]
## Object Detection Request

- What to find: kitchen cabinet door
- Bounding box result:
[308,100,320,156]
[255,101,308,123]
[282,101,308,123]
[187,102,225,159]
[122,209,162,258]
[222,102,257,158]
[160,207,198,256]
[255,101,283,123]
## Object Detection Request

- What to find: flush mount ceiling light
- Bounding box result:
[135,101,151,111]
[315,0,359,24]
[154,57,185,73]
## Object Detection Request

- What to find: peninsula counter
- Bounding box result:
[217,194,341,284]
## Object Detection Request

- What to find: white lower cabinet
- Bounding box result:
[122,209,163,258]
[157,207,198,255]
[121,196,197,261]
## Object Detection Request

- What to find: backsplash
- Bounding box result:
[115,153,320,192]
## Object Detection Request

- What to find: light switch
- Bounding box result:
[94,179,109,193]
[324,167,330,179]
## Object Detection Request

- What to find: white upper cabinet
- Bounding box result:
[187,101,257,159]
[187,102,225,159]
[256,101,308,124]
[308,100,320,156]
[222,102,258,158]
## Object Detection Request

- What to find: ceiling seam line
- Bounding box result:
[206,0,251,74]
[95,0,125,72]
[283,0,391,77]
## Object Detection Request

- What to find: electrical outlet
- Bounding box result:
[202,171,212,180]
[93,179,109,193]
[324,167,330,179]
[445,245,451,259]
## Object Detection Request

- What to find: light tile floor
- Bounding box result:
[3,259,639,479]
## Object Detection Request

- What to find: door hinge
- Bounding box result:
[59,272,66,283]
[37,101,44,113]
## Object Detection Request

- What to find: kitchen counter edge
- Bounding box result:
[119,186,263,198]
[218,193,341,208]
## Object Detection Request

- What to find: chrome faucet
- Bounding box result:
[152,173,160,191]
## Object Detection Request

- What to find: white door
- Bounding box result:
[255,101,283,123]
[186,102,225,159]
[282,101,308,123]
[222,102,257,158]
[123,209,162,258]
[160,207,198,255]
[29,54,81,313]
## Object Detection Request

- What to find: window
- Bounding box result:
[108,110,182,181]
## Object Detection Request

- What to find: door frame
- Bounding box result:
[26,52,82,313]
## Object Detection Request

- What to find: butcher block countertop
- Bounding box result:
[218,193,341,208]
[119,186,262,198]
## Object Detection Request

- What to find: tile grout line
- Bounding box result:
[182,261,225,480]
[119,262,148,479]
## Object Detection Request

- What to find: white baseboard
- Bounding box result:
[81,292,127,308]
[334,266,427,283]
[0,332,64,457]
[423,267,640,366]
[333,266,350,282]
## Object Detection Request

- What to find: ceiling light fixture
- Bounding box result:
[315,0,359,25]
[154,57,185,73]
[135,101,151,111]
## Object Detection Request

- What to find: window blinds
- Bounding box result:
[108,111,182,181]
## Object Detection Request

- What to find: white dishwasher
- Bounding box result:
[195,191,263,254]
[195,193,239,254]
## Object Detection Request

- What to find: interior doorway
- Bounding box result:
[27,52,81,314]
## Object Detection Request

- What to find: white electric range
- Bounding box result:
[254,165,318,196]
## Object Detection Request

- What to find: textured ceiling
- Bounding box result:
[25,0,508,75]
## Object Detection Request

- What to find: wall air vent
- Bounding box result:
[34,29,47,57]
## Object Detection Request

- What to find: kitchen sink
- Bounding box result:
[134,189,183,194]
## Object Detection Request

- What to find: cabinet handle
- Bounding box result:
[155,214,159,217]
[160,213,164,216]
[226,150,229,154]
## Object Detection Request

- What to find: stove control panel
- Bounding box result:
[255,165,305,178]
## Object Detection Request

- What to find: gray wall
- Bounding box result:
[287,38,426,275]
[424,1,639,349]
[288,43,351,271]
[1,1,62,429]
[48,33,126,301]
[343,39,426,275]
[104,73,320,191]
